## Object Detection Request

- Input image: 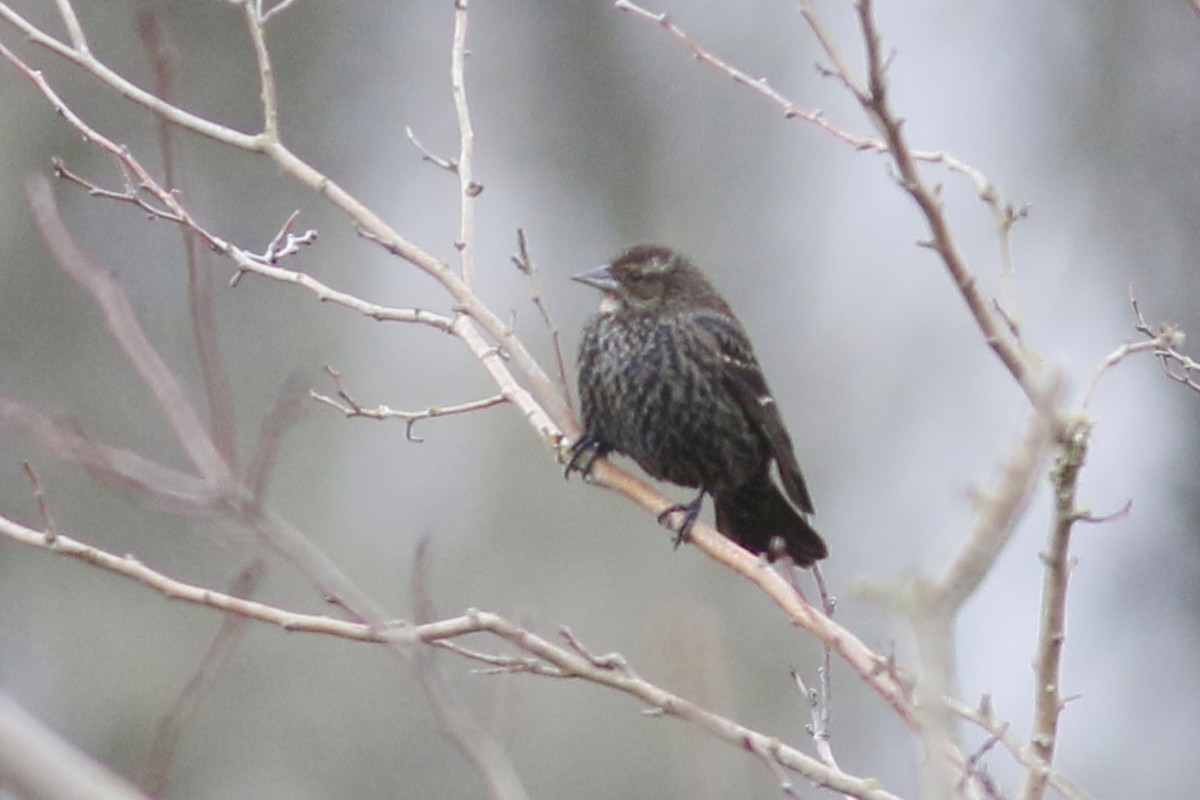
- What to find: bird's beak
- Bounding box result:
[572,264,619,292]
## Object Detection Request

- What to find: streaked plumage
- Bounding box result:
[567,244,827,566]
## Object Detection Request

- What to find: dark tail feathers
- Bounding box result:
[713,480,828,566]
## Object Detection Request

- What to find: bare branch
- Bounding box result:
[311,366,507,442]
[451,0,481,286]
[743,734,805,799]
[1125,287,1200,395]
[243,3,280,140]
[0,510,907,800]
[244,376,309,500]
[0,13,573,435]
[0,7,261,147]
[411,541,532,800]
[512,228,573,410]
[797,563,846,782]
[579,456,917,728]
[26,176,233,490]
[851,0,1041,405]
[140,561,265,796]
[406,125,458,172]
[931,377,1064,612]
[949,696,1090,800]
[52,0,88,53]
[0,692,152,800]
[21,462,58,543]
[1084,327,1179,406]
[957,729,1004,800]
[262,210,319,264]
[51,158,181,222]
[0,395,216,513]
[617,0,1022,239]
[1018,416,1089,800]
[261,0,303,25]
[136,5,240,471]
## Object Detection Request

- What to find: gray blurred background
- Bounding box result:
[1,1,1198,798]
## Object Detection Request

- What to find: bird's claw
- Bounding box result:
[658,490,707,549]
[565,433,606,479]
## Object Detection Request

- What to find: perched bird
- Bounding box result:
[567,244,828,566]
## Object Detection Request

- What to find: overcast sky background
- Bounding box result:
[1,2,1199,798]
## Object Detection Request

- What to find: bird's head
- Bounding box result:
[573,244,730,315]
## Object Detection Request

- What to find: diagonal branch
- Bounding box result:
[26,176,233,491]
[136,5,240,470]
[0,9,574,436]
[0,509,907,800]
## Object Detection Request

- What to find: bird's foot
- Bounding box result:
[657,489,707,549]
[564,432,607,479]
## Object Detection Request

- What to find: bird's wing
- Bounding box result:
[692,312,814,514]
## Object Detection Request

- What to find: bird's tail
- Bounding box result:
[713,480,828,566]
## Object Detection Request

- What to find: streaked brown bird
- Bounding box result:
[567,244,828,566]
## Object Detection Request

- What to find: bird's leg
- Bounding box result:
[657,488,707,549]
[565,432,607,479]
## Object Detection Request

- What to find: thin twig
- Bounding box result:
[261,0,302,25]
[511,228,572,409]
[617,0,1022,235]
[410,541,533,800]
[451,0,480,286]
[743,734,804,799]
[52,157,182,222]
[21,462,58,543]
[244,376,308,500]
[406,125,457,172]
[311,366,507,442]
[140,560,265,795]
[243,3,279,140]
[957,728,1005,800]
[948,695,1090,800]
[1128,286,1200,394]
[52,0,88,53]
[806,564,842,775]
[1084,334,1177,407]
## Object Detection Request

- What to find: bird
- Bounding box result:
[566,243,828,566]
